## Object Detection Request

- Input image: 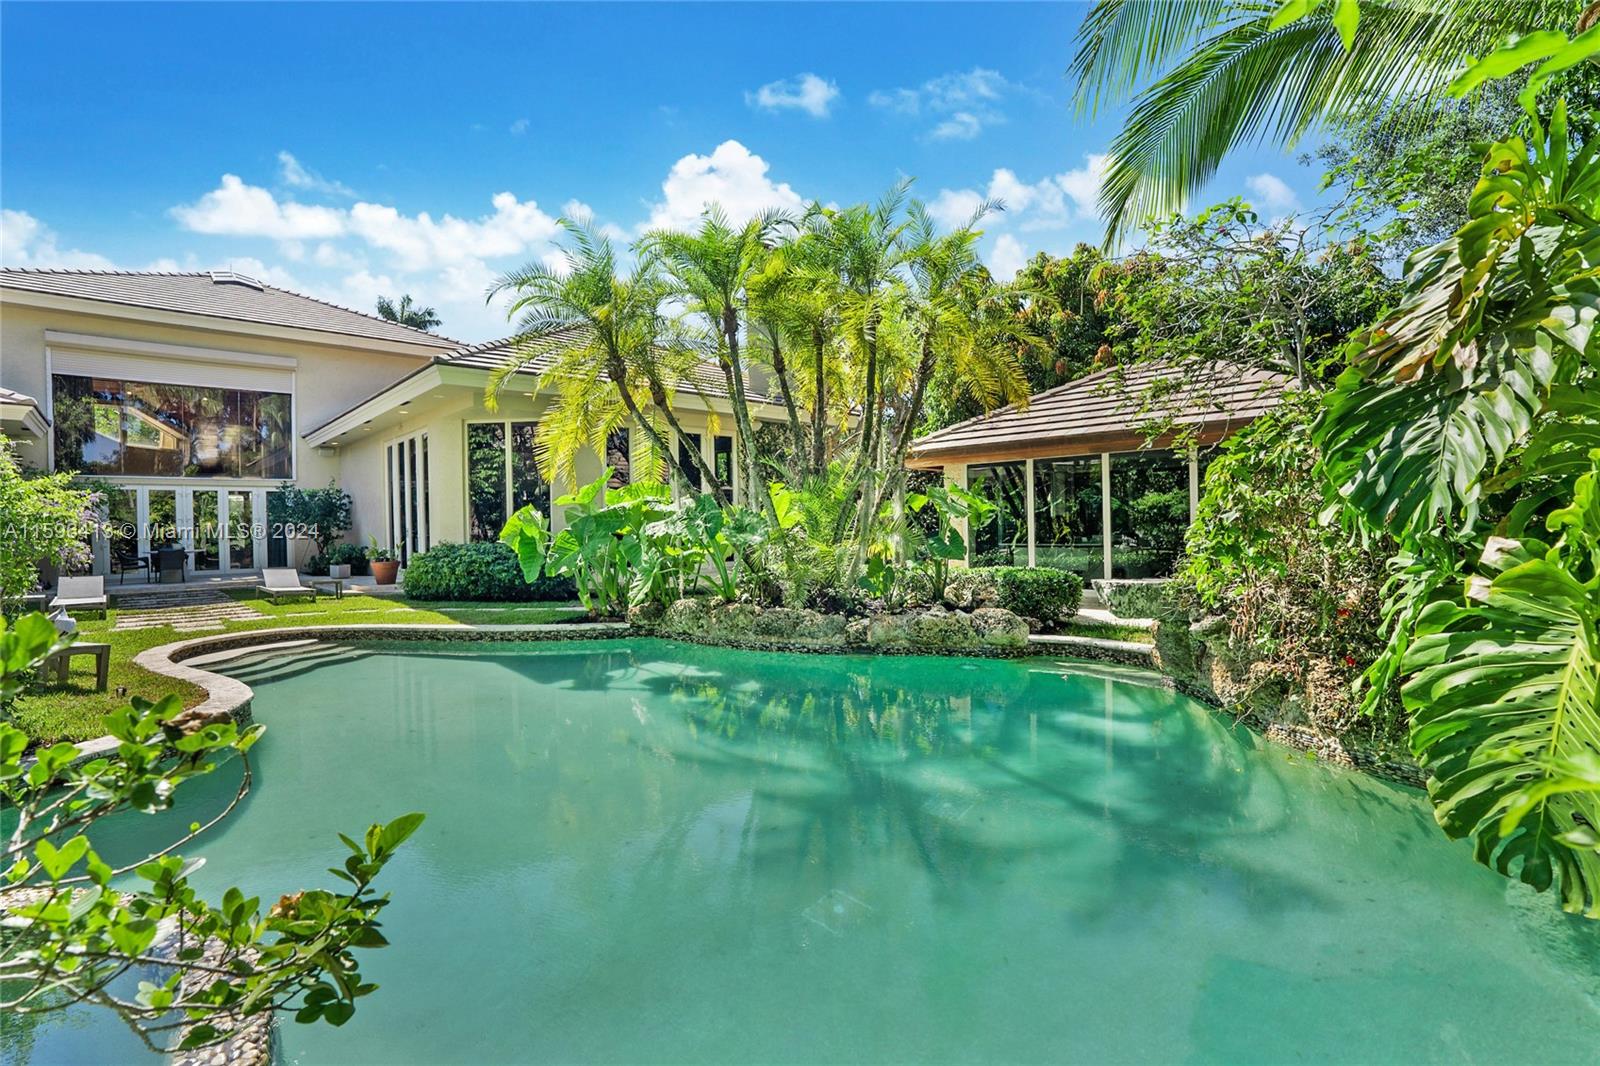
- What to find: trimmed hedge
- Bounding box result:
[943,565,1084,630]
[993,566,1083,629]
[401,541,575,602]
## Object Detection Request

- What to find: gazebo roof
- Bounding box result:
[907,361,1286,468]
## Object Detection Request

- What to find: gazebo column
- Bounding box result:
[1188,443,1200,523]
[1100,451,1113,582]
[946,462,968,561]
[1024,457,1036,567]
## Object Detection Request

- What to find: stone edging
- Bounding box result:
[1024,633,1156,668]
[1167,677,1426,789]
[122,622,631,739]
[635,625,1031,658]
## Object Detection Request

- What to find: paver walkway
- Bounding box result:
[113,588,266,632]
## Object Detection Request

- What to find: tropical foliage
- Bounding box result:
[0,612,422,1051]
[1071,0,1600,243]
[489,186,1035,591]
[0,435,96,611]
[374,294,442,332]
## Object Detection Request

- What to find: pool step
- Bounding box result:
[220,643,376,685]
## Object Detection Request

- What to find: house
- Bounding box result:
[0,268,780,578]
[907,361,1285,583]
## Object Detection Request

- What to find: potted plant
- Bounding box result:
[368,536,399,585]
[326,542,368,580]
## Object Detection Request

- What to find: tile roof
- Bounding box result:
[440,329,774,404]
[910,361,1286,463]
[0,269,462,350]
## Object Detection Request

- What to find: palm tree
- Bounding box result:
[375,294,443,332]
[487,218,721,493]
[638,208,787,514]
[1072,0,1593,244]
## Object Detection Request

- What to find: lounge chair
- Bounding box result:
[50,575,109,618]
[256,568,317,604]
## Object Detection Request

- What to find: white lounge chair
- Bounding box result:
[256,568,317,604]
[50,576,108,618]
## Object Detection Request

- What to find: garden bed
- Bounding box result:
[634,597,1034,657]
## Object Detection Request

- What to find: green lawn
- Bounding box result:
[12,592,581,746]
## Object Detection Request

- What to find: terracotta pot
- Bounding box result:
[370,560,400,585]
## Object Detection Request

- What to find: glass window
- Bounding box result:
[50,374,292,478]
[606,428,630,488]
[266,490,289,567]
[510,421,548,516]
[713,434,734,504]
[968,462,1027,566]
[146,490,179,549]
[678,432,703,493]
[407,437,421,557]
[193,491,220,572]
[1109,449,1189,579]
[467,423,507,542]
[421,434,431,552]
[228,491,255,570]
[1033,455,1103,582]
[107,489,138,567]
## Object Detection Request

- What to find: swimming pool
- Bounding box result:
[13,639,1600,1063]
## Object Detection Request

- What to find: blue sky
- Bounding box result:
[1,2,1320,341]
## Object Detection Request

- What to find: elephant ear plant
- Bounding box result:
[906,484,996,602]
[0,612,423,1052]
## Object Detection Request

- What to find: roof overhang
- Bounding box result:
[905,418,1254,469]
[0,400,49,440]
[2,287,455,360]
[305,361,790,448]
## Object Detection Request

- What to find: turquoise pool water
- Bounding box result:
[9,639,1599,1064]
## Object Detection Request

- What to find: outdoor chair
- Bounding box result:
[111,548,151,584]
[255,568,317,604]
[154,547,188,582]
[50,575,109,618]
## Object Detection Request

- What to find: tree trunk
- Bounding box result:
[763,320,808,475]
[721,306,777,521]
[811,326,827,478]
[624,355,724,496]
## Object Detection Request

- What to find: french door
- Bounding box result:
[96,486,270,576]
[386,432,429,564]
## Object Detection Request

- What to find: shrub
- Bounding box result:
[326,542,369,575]
[994,567,1083,629]
[401,541,575,602]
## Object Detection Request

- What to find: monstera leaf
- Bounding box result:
[1402,457,1600,917]
[1317,101,1600,539]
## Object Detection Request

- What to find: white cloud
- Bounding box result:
[509,117,530,136]
[346,192,560,272]
[0,209,117,269]
[1246,172,1300,214]
[870,68,1022,140]
[643,140,806,231]
[927,154,1108,236]
[277,151,355,198]
[988,234,1028,280]
[171,174,346,240]
[746,73,839,118]
[929,112,983,141]
[172,174,561,274]
[926,187,986,230]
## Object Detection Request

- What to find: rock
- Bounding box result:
[943,568,1000,609]
[627,601,665,626]
[970,607,1029,647]
[866,612,915,648]
[908,608,977,649]
[750,607,846,643]
[661,596,713,636]
[844,618,870,646]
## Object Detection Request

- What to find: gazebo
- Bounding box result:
[907,362,1285,582]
